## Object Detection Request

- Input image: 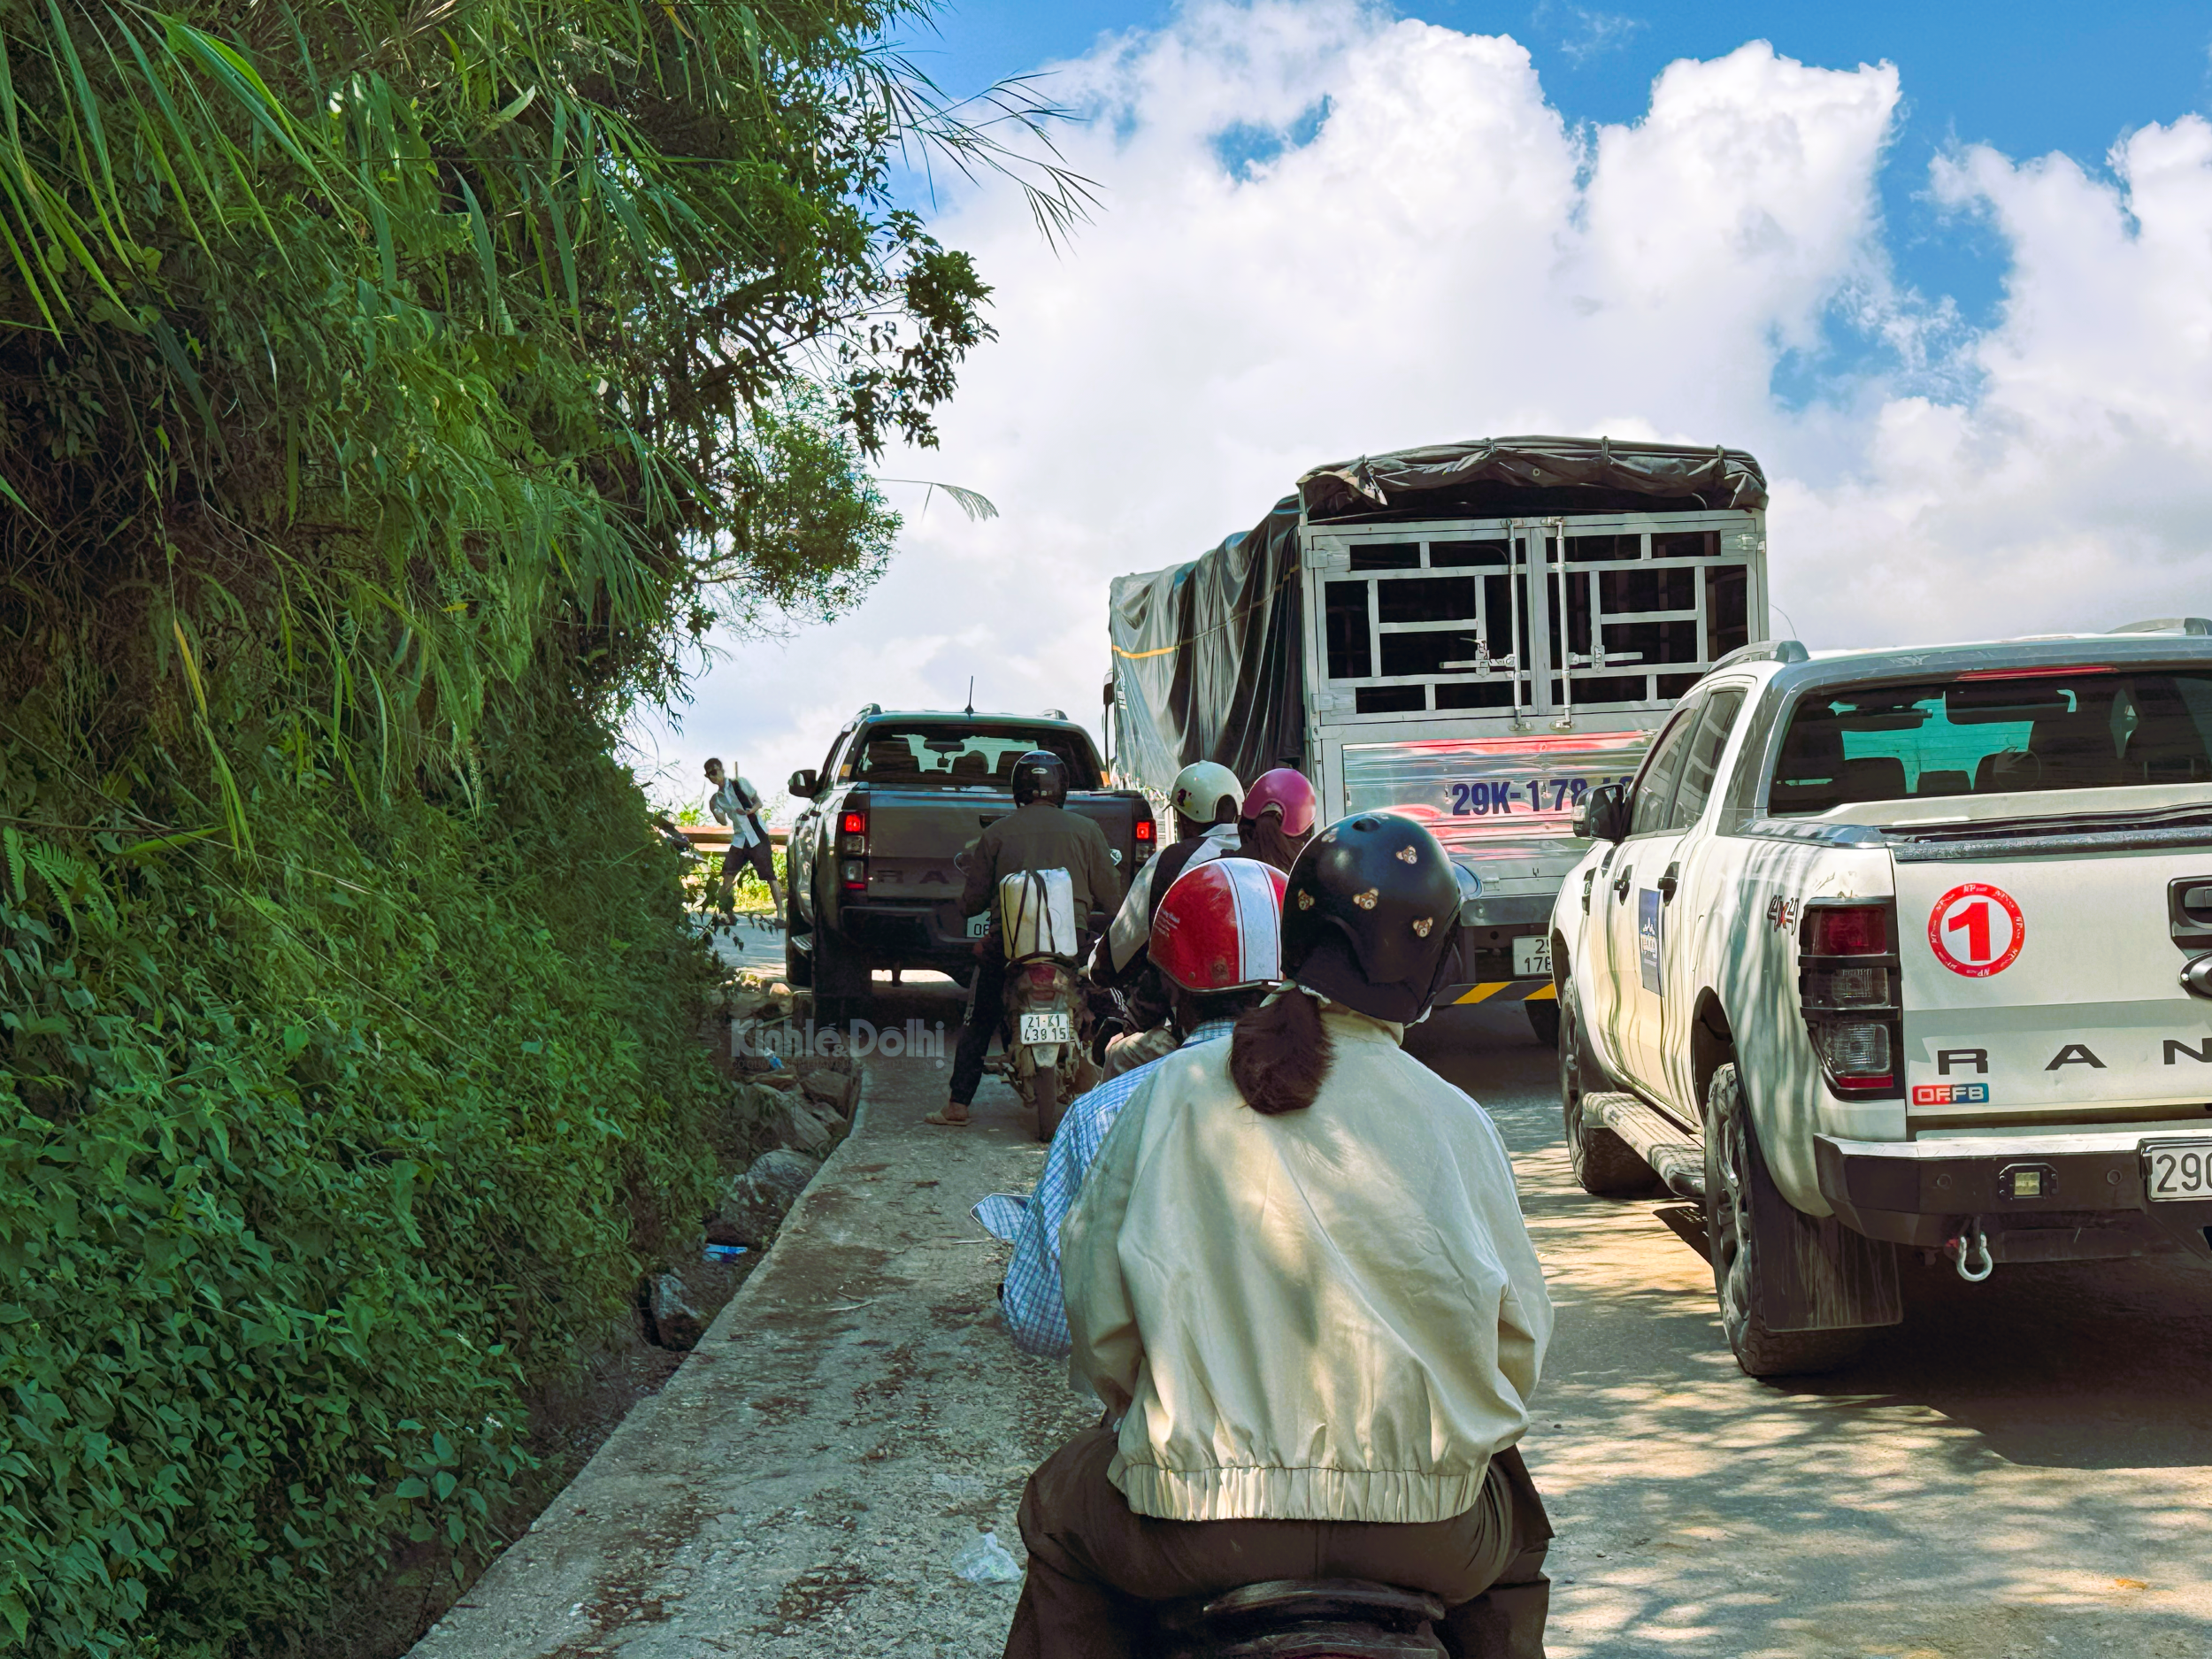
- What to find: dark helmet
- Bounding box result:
[1010,749,1069,807]
[1282,813,1463,1023]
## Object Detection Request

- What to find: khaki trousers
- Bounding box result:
[1006,1426,1551,1659]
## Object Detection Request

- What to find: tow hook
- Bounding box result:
[1947,1218,1993,1283]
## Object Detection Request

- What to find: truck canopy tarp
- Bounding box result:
[1110,495,1305,797]
[1299,434,1767,520]
[1109,437,1768,796]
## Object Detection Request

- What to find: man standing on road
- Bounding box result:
[928,751,1120,1128]
[1001,858,1285,1356]
[703,757,784,926]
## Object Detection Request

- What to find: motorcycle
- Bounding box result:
[1153,1578,1448,1658]
[993,869,1094,1141]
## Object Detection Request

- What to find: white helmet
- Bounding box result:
[1170,760,1243,826]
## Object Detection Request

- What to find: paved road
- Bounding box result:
[416,988,2212,1658]
[1407,1008,2212,1659]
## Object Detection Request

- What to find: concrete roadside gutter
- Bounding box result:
[409,986,1092,1659]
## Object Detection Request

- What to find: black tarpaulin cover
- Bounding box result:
[1110,495,1306,797]
[1299,434,1768,520]
[1108,437,1767,795]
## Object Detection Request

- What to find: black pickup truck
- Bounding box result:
[785,707,1156,1019]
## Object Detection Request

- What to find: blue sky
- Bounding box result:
[635,1,2212,811]
[900,0,2212,340]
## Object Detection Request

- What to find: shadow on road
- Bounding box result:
[1407,1002,2212,1655]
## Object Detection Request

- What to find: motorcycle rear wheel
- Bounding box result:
[1033,1064,1063,1143]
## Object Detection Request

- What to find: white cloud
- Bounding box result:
[632,0,2212,815]
[1786,115,2212,645]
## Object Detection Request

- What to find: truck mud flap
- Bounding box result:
[1740,1107,1902,1334]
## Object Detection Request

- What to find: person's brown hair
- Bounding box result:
[1235,814,1310,874]
[1229,989,1333,1116]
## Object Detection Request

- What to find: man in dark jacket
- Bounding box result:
[927,751,1120,1127]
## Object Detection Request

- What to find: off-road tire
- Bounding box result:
[1033,1065,1063,1144]
[1559,981,1653,1197]
[1525,996,1562,1048]
[812,922,865,1031]
[1704,1063,1865,1378]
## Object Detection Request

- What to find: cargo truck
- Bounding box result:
[1107,436,1770,1043]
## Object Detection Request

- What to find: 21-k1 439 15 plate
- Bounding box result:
[1018,1010,1074,1045]
[2143,1140,2212,1201]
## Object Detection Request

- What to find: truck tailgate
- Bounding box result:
[1896,848,2212,1122]
[861,790,1002,904]
[860,791,1141,908]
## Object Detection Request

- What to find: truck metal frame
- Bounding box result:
[1109,441,1770,1036]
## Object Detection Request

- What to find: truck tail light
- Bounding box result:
[1803,905,1886,956]
[1803,965,1886,1006]
[1133,816,1156,847]
[841,858,866,891]
[1799,901,1901,1099]
[838,807,868,857]
[1816,1021,1892,1078]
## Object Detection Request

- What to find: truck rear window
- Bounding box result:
[842,725,1102,790]
[1769,669,2212,815]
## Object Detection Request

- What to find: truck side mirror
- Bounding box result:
[788,768,820,799]
[1575,783,1629,843]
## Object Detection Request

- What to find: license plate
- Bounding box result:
[965,912,991,939]
[1018,1011,1073,1044]
[2144,1140,2212,1201]
[1512,935,1552,977]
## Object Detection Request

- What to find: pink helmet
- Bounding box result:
[1150,858,1287,994]
[1241,768,1317,837]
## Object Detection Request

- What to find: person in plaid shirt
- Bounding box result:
[1001,857,1287,1359]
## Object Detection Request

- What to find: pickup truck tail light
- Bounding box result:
[838,803,869,890]
[1133,815,1156,850]
[1798,901,1901,1099]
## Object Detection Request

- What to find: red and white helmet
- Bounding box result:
[1242,767,1317,837]
[1149,857,1287,993]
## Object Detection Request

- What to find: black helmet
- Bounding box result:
[1010,749,1069,807]
[1282,813,1463,1023]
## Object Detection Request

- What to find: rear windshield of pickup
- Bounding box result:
[841,724,1102,790]
[1769,668,2212,815]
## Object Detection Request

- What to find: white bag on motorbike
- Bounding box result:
[998,868,1078,962]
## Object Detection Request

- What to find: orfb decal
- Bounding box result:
[1928,882,2025,978]
[1911,1082,1990,1106]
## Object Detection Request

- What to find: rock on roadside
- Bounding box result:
[641,1272,703,1351]
[715,1148,821,1247]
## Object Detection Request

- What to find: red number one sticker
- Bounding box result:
[1928,883,2025,978]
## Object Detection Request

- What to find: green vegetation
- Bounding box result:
[0,1,1078,1650]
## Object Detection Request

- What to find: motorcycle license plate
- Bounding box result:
[2144,1140,2212,1201]
[965,912,992,939]
[1019,1011,1073,1044]
[1512,935,1552,977]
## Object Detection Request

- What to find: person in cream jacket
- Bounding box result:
[1004,813,1556,1659]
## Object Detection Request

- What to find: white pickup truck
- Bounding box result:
[1548,622,2212,1375]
